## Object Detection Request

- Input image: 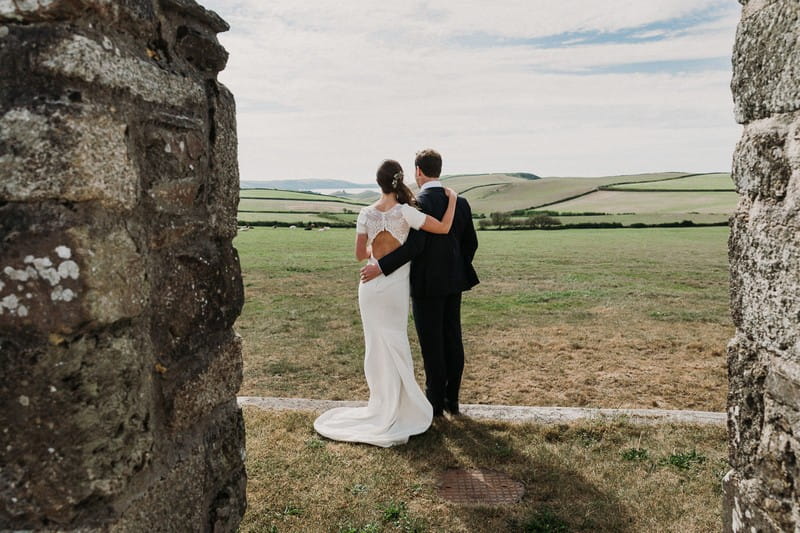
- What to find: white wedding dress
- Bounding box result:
[314,204,433,447]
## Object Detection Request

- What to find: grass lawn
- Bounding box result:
[241,409,727,532]
[234,226,731,412]
[239,198,366,214]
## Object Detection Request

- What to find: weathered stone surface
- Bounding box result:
[0,0,156,25]
[208,83,240,239]
[726,1,800,530]
[114,406,246,532]
[161,0,229,33]
[170,333,243,430]
[1,1,245,530]
[0,0,107,22]
[0,218,146,336]
[175,24,229,72]
[149,238,243,357]
[0,106,138,209]
[0,332,154,528]
[732,1,800,123]
[731,113,798,199]
[727,335,767,473]
[148,177,203,214]
[39,33,205,107]
[729,202,800,356]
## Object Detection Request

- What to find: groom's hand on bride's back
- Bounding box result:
[360,263,382,282]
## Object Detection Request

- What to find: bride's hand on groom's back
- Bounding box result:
[445,187,457,198]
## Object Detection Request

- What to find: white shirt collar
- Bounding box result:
[420,180,443,191]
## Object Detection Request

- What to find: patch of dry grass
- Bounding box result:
[240,409,727,532]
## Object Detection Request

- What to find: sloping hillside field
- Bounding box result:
[546,190,737,214]
[237,172,736,226]
[608,173,735,191]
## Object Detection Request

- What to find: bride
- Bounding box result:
[314,159,457,447]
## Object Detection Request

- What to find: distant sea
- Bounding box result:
[240,179,378,194]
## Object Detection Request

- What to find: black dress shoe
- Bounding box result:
[444,400,461,416]
[432,408,445,418]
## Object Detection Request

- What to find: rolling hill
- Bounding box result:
[237,172,736,227]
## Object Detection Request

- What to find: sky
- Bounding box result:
[202,1,742,184]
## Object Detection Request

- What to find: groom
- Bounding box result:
[360,149,479,417]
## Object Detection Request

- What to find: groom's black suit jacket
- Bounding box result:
[378,186,479,298]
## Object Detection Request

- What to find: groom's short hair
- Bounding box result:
[415,149,442,178]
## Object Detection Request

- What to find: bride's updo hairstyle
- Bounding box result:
[377,159,417,207]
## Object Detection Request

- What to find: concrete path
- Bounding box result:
[237,396,726,426]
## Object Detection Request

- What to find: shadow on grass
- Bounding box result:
[393,416,634,532]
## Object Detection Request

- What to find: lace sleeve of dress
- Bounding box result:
[400,204,426,230]
[356,207,368,234]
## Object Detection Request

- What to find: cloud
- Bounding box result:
[202,0,741,181]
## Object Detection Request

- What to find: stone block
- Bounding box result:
[765,357,800,410]
[731,114,794,199]
[114,405,246,532]
[169,333,243,431]
[733,1,800,123]
[0,217,147,336]
[753,397,799,531]
[0,331,154,528]
[148,177,203,214]
[161,0,229,33]
[174,24,229,72]
[728,202,800,357]
[727,335,767,472]
[0,0,105,21]
[149,237,242,360]
[0,106,139,209]
[136,120,208,213]
[0,0,154,25]
[208,83,240,239]
[38,33,205,107]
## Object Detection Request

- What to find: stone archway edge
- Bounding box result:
[237,396,726,426]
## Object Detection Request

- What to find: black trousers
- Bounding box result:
[412,292,464,412]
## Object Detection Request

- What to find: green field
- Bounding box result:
[236,212,357,225]
[453,173,692,214]
[238,197,365,213]
[234,226,730,411]
[609,173,735,191]
[545,190,737,215]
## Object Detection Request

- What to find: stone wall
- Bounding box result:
[0,1,246,530]
[725,1,800,531]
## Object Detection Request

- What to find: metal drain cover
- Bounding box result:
[437,469,524,505]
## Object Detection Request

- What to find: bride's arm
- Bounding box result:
[419,187,457,234]
[355,233,370,261]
